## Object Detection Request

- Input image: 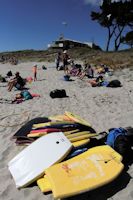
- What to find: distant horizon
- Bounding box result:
[0,0,130,53]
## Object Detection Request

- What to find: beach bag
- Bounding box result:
[0,77,6,82]
[42,65,47,70]
[107,80,121,88]
[7,71,13,77]
[50,89,67,98]
[106,127,131,159]
[57,66,64,71]
[114,134,130,158]
[106,127,127,148]
[64,75,70,81]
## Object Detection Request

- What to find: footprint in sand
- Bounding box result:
[0,146,13,169]
[0,184,13,200]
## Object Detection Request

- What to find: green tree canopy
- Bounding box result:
[91,0,133,51]
[122,31,133,47]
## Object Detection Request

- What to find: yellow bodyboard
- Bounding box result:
[27,131,91,148]
[37,145,124,199]
[72,139,90,147]
[65,111,91,127]
[33,121,75,129]
[28,129,79,138]
[49,115,72,122]
[37,175,51,193]
[69,134,96,142]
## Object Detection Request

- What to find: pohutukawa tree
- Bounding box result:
[91,0,133,51]
[121,31,133,48]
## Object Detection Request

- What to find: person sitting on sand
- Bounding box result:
[96,64,109,74]
[79,64,94,80]
[88,76,122,88]
[8,72,25,91]
[88,75,104,87]
[68,61,82,77]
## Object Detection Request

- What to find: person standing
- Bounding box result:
[62,50,70,74]
[32,64,37,81]
[55,52,61,70]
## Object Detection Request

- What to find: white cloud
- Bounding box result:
[84,0,102,6]
[84,0,129,6]
[112,0,123,1]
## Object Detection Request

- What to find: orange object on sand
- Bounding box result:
[31,93,40,97]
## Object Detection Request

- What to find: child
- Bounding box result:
[32,65,37,81]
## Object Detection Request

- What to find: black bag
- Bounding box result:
[2,77,6,82]
[57,66,64,71]
[50,89,67,98]
[107,80,121,88]
[7,71,13,77]
[114,134,131,163]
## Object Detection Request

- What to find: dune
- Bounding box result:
[0,61,133,200]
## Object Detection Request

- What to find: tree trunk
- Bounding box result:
[106,31,111,51]
[106,26,116,51]
[114,26,125,51]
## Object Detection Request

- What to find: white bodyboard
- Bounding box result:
[8,132,72,188]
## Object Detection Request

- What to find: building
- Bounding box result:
[48,36,101,50]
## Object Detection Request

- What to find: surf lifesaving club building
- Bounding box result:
[48,36,101,50]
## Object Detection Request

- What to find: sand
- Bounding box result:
[0,61,133,200]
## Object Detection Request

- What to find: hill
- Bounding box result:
[0,47,133,69]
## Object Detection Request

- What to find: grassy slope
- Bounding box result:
[0,47,133,69]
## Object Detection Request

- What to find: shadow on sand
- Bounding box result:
[36,79,46,81]
[64,170,131,200]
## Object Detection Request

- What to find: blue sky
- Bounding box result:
[0,0,129,52]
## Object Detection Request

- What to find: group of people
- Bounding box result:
[55,50,70,73]
[4,64,41,104]
[55,51,121,88]
[55,50,93,78]
[0,55,18,65]
[55,51,98,79]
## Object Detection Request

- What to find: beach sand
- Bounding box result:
[0,61,133,200]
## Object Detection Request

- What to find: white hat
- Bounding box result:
[63,50,67,53]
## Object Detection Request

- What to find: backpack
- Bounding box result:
[64,75,70,81]
[7,71,13,77]
[50,89,67,98]
[106,127,132,161]
[106,127,127,148]
[114,134,130,158]
[107,80,121,88]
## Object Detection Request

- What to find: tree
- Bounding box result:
[121,31,133,48]
[91,0,133,51]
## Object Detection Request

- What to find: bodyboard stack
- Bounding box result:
[13,112,96,148]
